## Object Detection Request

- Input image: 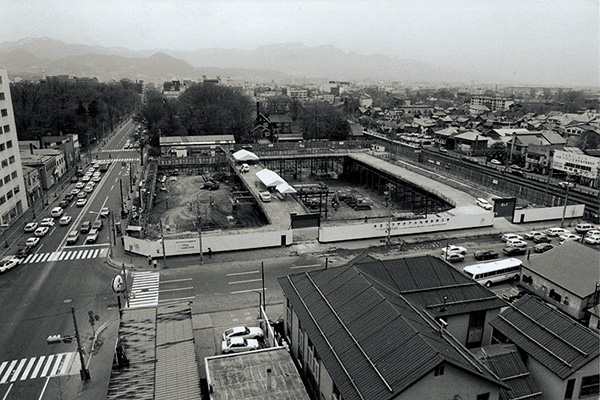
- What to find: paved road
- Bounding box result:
[0,120,140,399]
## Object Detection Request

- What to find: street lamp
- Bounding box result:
[559,180,576,228]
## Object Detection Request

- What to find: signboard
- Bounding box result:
[552,150,599,179]
[112,275,125,293]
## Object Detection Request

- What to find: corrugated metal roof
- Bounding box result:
[474,344,544,400]
[522,241,600,298]
[489,295,600,380]
[279,262,505,400]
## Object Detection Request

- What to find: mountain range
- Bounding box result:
[0,37,481,84]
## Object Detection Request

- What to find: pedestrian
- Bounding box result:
[208,248,212,259]
[364,215,368,223]
[147,255,152,267]
[153,259,157,269]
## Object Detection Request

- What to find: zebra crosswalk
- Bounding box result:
[95,157,139,163]
[22,248,108,264]
[128,271,160,309]
[99,148,138,153]
[0,352,76,384]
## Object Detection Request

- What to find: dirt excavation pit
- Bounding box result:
[146,174,267,239]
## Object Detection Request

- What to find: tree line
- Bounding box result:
[11,79,142,147]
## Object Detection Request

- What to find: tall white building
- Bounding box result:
[0,69,28,225]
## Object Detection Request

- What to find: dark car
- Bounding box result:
[534,243,554,253]
[502,247,527,256]
[511,170,526,178]
[501,287,527,302]
[473,250,499,261]
[16,245,33,259]
[59,199,70,208]
[64,193,75,202]
[80,221,92,234]
[533,234,551,243]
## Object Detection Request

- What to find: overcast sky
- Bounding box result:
[1,0,598,86]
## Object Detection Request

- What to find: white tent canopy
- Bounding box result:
[233,149,260,161]
[276,182,297,194]
[255,169,285,187]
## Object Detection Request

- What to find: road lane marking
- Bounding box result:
[228,278,262,285]
[20,358,36,381]
[38,377,50,400]
[158,296,196,304]
[2,384,11,400]
[161,278,193,284]
[9,359,26,382]
[0,360,17,384]
[0,362,7,380]
[30,356,45,379]
[40,355,54,378]
[291,264,322,269]
[158,287,194,293]
[226,271,259,276]
[231,288,268,294]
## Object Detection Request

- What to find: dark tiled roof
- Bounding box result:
[474,344,544,400]
[355,256,507,317]
[279,265,504,400]
[489,295,600,380]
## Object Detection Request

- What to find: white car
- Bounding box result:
[75,182,85,189]
[51,207,64,217]
[441,245,467,256]
[59,215,72,226]
[76,198,87,207]
[585,230,600,238]
[82,175,91,182]
[24,222,38,232]
[223,326,264,341]
[0,257,21,273]
[77,192,87,199]
[100,207,110,217]
[559,233,581,243]
[584,235,600,245]
[83,185,94,193]
[476,198,493,210]
[70,188,80,196]
[490,159,502,165]
[26,237,40,247]
[524,231,545,240]
[546,227,570,237]
[86,228,99,244]
[259,191,271,202]
[40,218,55,227]
[221,337,259,354]
[501,233,523,242]
[34,226,50,237]
[92,176,101,182]
[445,253,465,263]
[506,238,527,248]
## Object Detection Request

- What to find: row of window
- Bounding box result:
[0,140,13,152]
[0,185,20,205]
[0,156,16,169]
[1,124,9,134]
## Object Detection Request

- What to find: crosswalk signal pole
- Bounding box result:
[71,306,91,382]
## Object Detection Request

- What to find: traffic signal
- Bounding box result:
[47,335,63,344]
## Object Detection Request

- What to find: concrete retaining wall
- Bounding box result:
[512,204,585,223]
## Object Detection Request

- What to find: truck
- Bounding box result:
[99,162,110,172]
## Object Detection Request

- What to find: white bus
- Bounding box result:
[462,258,522,287]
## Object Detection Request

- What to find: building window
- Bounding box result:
[0,195,5,205]
[0,143,5,151]
[13,185,19,194]
[11,171,17,179]
[0,109,6,117]
[522,275,533,285]
[564,378,575,399]
[3,175,9,184]
[307,339,320,381]
[434,365,445,376]
[8,156,14,164]
[6,140,11,148]
[580,375,599,397]
[6,190,13,200]
[476,394,490,400]
[2,125,9,133]
[1,160,6,168]
[286,299,292,338]
[0,93,4,101]
[297,322,304,366]
[549,289,562,303]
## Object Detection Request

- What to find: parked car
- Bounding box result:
[534,243,554,253]
[259,191,272,202]
[502,247,526,256]
[86,229,99,244]
[546,227,570,237]
[92,220,103,231]
[506,238,527,248]
[575,223,595,234]
[558,233,581,244]
[524,231,545,240]
[473,250,499,261]
[59,215,72,226]
[0,257,21,273]
[240,163,250,173]
[66,230,79,245]
[532,234,551,243]
[80,221,92,234]
[441,245,467,256]
[25,237,40,247]
[475,198,493,210]
[221,337,259,354]
[584,235,600,245]
[24,222,38,232]
[585,230,600,238]
[40,218,55,227]
[222,326,264,341]
[501,287,527,302]
[445,253,465,263]
[501,233,523,242]
[34,227,50,237]
[490,159,502,165]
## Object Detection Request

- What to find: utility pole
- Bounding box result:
[560,179,575,228]
[261,262,266,313]
[119,179,124,217]
[71,306,91,382]
[197,197,203,264]
[159,219,167,267]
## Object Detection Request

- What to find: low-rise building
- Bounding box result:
[470,96,514,112]
[490,295,599,400]
[551,148,600,188]
[159,135,235,157]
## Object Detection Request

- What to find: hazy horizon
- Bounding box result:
[2,0,599,86]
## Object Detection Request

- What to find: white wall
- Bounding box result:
[318,210,493,243]
[513,204,584,223]
[123,229,293,257]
